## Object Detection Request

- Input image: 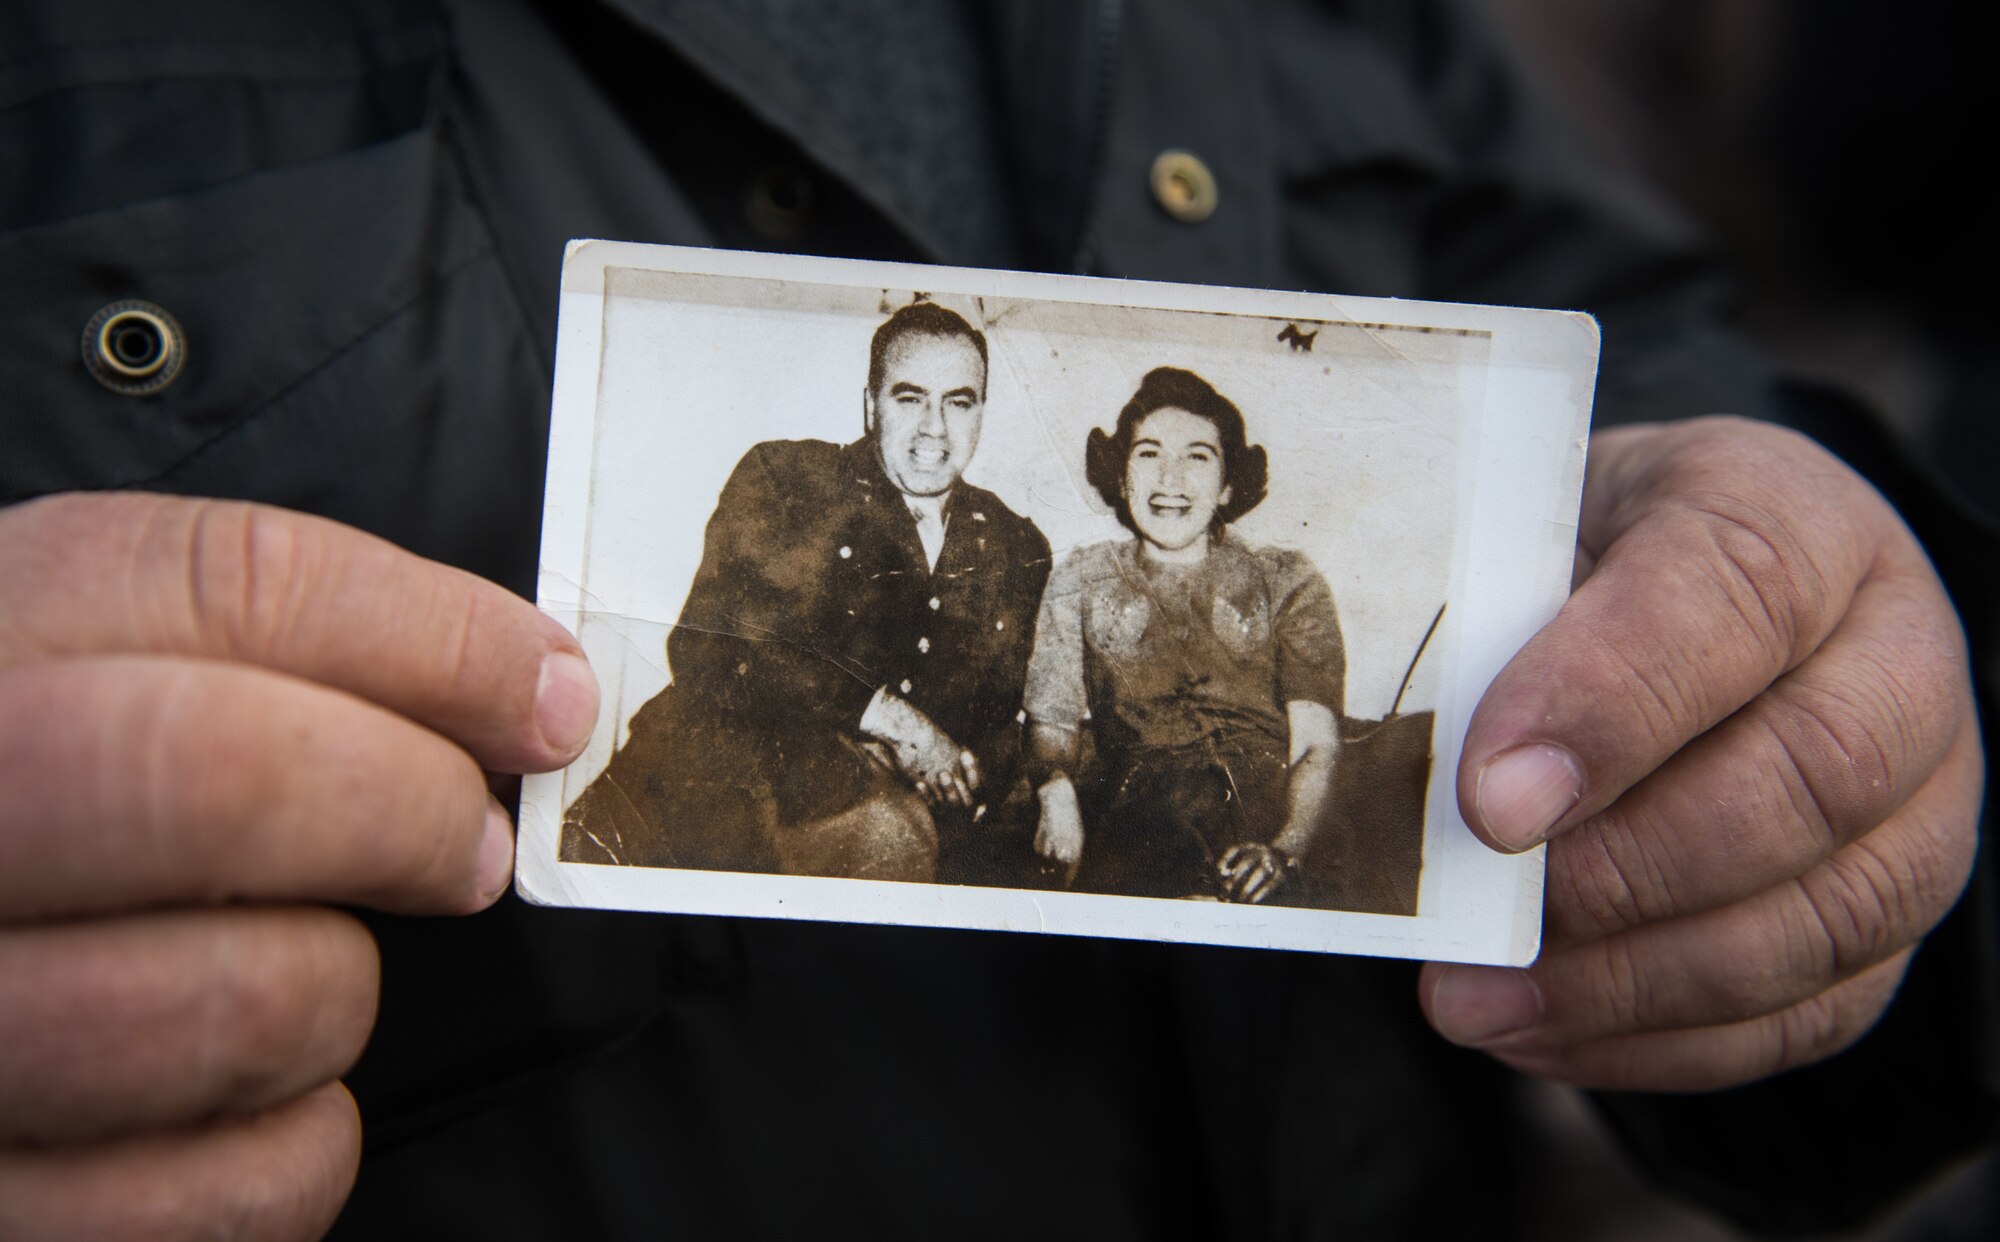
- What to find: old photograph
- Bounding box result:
[519,243,1596,964]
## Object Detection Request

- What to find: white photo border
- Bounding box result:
[518,241,1597,967]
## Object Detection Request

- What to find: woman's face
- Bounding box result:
[1124,406,1232,555]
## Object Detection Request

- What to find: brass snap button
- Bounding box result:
[83,300,186,396]
[1149,149,1218,223]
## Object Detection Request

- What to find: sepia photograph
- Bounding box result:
[519,243,1596,963]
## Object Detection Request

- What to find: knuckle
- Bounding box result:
[1558,624,1700,756]
[1707,970,1783,1028]
[1780,641,1951,803]
[197,914,378,1106]
[1766,989,1846,1076]
[1708,898,1828,1020]
[1761,691,1889,852]
[1547,818,1673,936]
[185,501,318,663]
[1762,954,1905,1077]
[291,914,381,1074]
[1676,415,1886,600]
[1806,815,1970,968]
[1681,497,1820,667]
[192,928,323,1100]
[1756,618,1972,859]
[1577,935,1654,1034]
[405,560,515,723]
[1705,731,1836,881]
[1789,863,1884,981]
[431,587,487,711]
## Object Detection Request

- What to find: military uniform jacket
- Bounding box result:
[663,435,1050,825]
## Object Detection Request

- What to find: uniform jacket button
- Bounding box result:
[746,164,815,242]
[1149,149,1218,223]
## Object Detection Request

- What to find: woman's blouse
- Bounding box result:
[1023,533,1345,757]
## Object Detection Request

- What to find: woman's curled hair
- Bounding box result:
[1085,366,1269,533]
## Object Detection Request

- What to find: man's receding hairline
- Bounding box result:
[879,328,985,364]
[873,329,988,397]
[867,302,989,400]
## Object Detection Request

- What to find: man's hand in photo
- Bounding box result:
[862,689,978,808]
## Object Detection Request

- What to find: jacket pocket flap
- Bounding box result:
[0,121,492,500]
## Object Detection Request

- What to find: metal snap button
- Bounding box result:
[83,300,186,396]
[1149,150,1218,223]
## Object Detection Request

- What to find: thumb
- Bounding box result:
[1458,418,1885,851]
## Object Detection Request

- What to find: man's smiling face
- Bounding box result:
[867,332,986,497]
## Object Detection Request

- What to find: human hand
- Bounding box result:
[1217,842,1295,904]
[1033,776,1085,885]
[0,493,599,1240]
[863,693,977,807]
[1419,418,1982,1091]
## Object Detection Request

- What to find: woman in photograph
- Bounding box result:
[1024,366,1345,903]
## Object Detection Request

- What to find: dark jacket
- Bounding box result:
[561,435,1049,864]
[3,0,1993,1237]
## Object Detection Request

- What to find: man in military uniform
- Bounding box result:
[562,302,1052,885]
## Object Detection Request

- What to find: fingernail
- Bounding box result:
[1430,965,1543,1046]
[476,797,516,904]
[535,651,599,756]
[1476,743,1582,850]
